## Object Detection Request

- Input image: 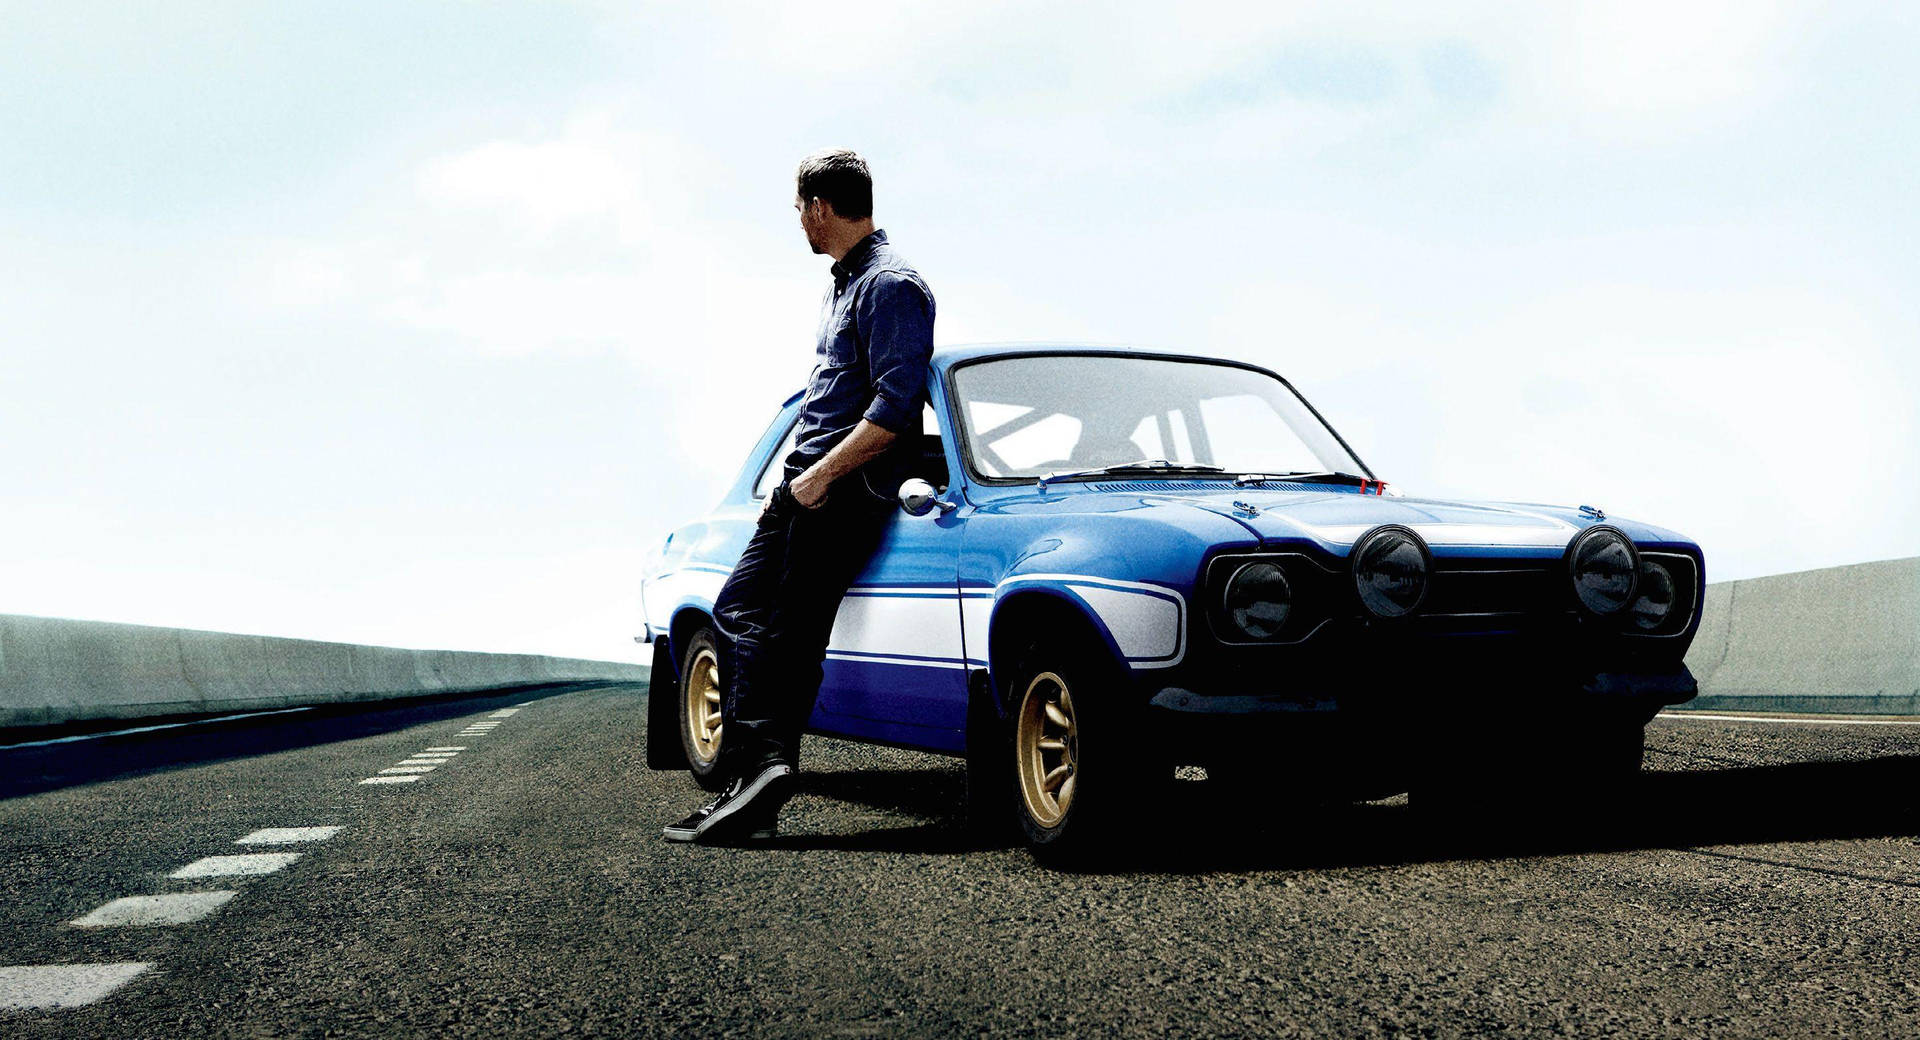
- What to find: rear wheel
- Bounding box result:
[678,627,728,792]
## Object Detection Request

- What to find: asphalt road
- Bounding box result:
[4,682,1920,1038]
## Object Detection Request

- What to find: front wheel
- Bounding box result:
[1007,640,1155,861]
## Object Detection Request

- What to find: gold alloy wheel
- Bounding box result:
[685,646,723,765]
[1015,670,1078,828]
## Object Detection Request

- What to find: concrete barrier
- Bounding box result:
[1682,557,1920,714]
[0,613,648,730]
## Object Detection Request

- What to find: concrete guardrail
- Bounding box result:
[1682,556,1920,714]
[5,555,1913,728]
[0,613,648,730]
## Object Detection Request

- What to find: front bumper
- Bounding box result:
[1147,663,1698,716]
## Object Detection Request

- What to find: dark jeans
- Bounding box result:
[712,476,894,778]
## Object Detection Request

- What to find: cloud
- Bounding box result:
[415,114,647,238]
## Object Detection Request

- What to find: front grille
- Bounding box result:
[1422,563,1565,617]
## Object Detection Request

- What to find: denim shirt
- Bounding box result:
[783,229,936,485]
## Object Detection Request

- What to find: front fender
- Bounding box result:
[965,506,1253,685]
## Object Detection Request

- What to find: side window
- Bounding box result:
[754,418,801,499]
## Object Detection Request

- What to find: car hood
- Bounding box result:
[971,482,1695,557]
[1164,488,1584,550]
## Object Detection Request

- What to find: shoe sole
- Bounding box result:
[661,822,776,844]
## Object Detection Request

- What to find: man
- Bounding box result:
[664,149,936,844]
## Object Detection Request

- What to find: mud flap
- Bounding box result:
[645,636,688,771]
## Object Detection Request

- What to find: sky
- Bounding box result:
[3,1,1915,661]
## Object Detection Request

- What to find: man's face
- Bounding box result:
[794,194,826,255]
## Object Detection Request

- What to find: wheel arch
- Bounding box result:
[665,606,716,684]
[985,588,1124,714]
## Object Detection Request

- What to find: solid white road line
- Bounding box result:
[379,765,436,774]
[71,892,237,927]
[424,746,466,752]
[359,775,420,785]
[235,826,341,845]
[0,707,313,751]
[0,963,154,1009]
[170,853,302,879]
[1657,712,1920,726]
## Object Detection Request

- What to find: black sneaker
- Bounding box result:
[661,762,795,844]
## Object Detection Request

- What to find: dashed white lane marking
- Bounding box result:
[170,853,302,879]
[488,708,520,718]
[424,746,466,752]
[379,765,436,774]
[1658,712,1920,726]
[72,892,237,927]
[0,707,313,751]
[359,775,420,785]
[0,963,154,1009]
[236,827,341,845]
[398,758,449,766]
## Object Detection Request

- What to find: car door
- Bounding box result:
[812,405,970,743]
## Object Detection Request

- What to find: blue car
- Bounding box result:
[641,345,1704,853]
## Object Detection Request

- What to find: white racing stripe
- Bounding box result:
[0,963,154,1009]
[71,892,237,927]
[235,827,340,845]
[170,854,301,879]
[1658,712,1920,727]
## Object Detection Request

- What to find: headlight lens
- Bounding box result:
[1352,526,1430,618]
[1569,526,1639,616]
[1224,561,1292,639]
[1631,560,1676,631]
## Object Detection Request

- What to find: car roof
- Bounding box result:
[931,341,1218,369]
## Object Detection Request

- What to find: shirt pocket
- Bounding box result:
[823,312,858,367]
[825,331,856,372]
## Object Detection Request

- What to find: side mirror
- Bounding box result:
[898,478,955,516]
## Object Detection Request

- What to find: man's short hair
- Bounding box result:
[796,148,873,220]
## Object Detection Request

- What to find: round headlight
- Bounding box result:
[1568,526,1639,617]
[1224,561,1292,639]
[1631,560,1676,632]
[1352,526,1430,619]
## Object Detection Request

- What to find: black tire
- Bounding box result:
[1006,635,1156,864]
[676,626,730,792]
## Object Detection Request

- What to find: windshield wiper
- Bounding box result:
[1232,470,1372,487]
[1037,458,1226,489]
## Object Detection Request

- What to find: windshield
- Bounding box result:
[951,354,1368,481]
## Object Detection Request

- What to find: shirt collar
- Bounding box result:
[831,229,887,286]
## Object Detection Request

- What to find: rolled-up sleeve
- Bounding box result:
[857,271,936,433]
